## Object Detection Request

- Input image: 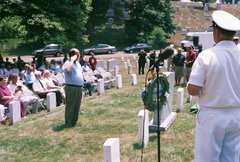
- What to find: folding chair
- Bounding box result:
[31,91,47,110]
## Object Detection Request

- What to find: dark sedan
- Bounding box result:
[124,43,153,53]
[83,44,116,55]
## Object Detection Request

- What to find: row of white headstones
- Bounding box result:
[0,92,57,124]
[102,57,186,162]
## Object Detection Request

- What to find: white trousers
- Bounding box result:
[195,107,240,162]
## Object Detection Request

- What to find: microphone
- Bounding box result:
[152,46,174,68]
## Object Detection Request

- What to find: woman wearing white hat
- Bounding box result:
[187,10,240,162]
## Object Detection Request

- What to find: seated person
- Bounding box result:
[8,73,39,113]
[83,80,93,96]
[0,76,27,118]
[82,60,91,72]
[0,63,10,77]
[32,71,62,106]
[24,65,36,89]
[41,70,66,100]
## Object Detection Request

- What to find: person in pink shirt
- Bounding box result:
[0,76,27,118]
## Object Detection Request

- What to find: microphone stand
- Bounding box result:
[156,62,161,162]
[154,58,163,162]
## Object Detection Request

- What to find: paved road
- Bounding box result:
[6,51,139,63]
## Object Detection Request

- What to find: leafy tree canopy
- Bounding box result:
[0,0,92,51]
[125,0,176,48]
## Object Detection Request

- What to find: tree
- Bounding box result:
[0,0,92,50]
[125,0,176,48]
[0,16,26,39]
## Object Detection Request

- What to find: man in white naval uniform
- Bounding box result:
[187,10,240,162]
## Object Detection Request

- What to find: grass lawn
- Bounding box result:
[0,56,195,162]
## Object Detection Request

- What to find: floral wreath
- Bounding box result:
[141,72,169,112]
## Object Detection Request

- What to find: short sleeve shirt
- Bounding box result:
[189,41,240,108]
[62,60,84,86]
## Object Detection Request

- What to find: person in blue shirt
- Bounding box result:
[62,48,84,127]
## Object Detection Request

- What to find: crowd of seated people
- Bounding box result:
[0,55,67,124]
[32,71,63,106]
[0,53,113,124]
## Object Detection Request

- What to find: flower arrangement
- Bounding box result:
[141,72,169,112]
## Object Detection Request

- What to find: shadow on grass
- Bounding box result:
[149,135,158,142]
[52,123,74,132]
[133,143,144,150]
[133,134,157,150]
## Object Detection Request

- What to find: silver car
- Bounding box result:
[32,44,63,57]
[83,44,116,55]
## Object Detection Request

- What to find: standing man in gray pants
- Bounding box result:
[62,48,84,127]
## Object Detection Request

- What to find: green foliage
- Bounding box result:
[0,17,26,39]
[0,0,92,50]
[148,27,168,48]
[125,0,176,44]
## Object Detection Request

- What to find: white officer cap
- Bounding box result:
[212,10,240,31]
[233,36,239,40]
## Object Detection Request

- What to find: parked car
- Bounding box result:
[83,44,116,55]
[32,44,63,57]
[124,43,153,53]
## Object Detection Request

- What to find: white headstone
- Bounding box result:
[105,23,112,29]
[186,26,191,32]
[98,79,105,94]
[13,44,17,49]
[108,18,114,24]
[3,44,6,50]
[107,59,118,72]
[216,3,221,10]
[124,62,128,70]
[0,105,5,122]
[128,65,132,74]
[133,55,136,60]
[204,15,211,21]
[121,57,124,62]
[176,6,180,12]
[115,75,122,89]
[169,65,173,72]
[204,4,209,11]
[163,60,168,70]
[114,66,119,76]
[47,92,56,111]
[136,61,138,69]
[106,9,114,17]
[123,12,130,20]
[9,101,21,124]
[127,59,131,65]
[97,60,105,69]
[146,59,150,67]
[120,1,125,5]
[131,74,137,85]
[181,28,188,35]
[189,5,194,12]
[176,88,185,112]
[138,110,149,148]
[149,72,177,131]
[103,138,120,162]
[181,2,186,8]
